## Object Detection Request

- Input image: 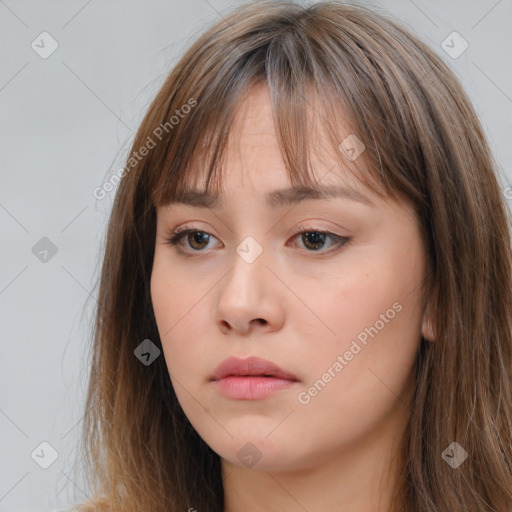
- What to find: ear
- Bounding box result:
[421,302,437,342]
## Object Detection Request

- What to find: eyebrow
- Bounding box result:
[166,184,375,209]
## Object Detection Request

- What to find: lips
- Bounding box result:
[211,356,298,381]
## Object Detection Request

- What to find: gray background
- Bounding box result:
[1,0,511,510]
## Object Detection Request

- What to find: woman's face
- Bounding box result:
[151,85,430,472]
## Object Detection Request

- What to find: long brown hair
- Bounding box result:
[72,1,512,510]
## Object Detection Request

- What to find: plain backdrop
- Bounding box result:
[1,0,511,510]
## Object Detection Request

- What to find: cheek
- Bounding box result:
[150,257,214,385]
[151,259,189,361]
[304,245,424,382]
[305,269,396,346]
[292,275,421,450]
[325,243,424,335]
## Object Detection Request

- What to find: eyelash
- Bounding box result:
[165,223,351,255]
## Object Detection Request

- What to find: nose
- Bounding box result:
[211,249,285,336]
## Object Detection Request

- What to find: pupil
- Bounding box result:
[191,232,208,248]
[304,232,325,250]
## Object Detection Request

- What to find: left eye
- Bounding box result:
[291,230,349,252]
[166,228,350,254]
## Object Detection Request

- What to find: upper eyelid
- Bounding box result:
[171,224,342,237]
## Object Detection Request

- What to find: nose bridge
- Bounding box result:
[223,236,268,303]
[212,234,284,334]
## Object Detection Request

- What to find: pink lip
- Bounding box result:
[210,356,299,400]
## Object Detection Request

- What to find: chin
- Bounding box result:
[207,434,313,472]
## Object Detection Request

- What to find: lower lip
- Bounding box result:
[212,376,297,399]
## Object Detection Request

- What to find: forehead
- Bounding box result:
[173,85,380,205]
[153,80,397,213]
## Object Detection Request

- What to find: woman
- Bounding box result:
[70,1,512,511]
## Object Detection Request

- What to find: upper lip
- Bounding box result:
[211,356,298,381]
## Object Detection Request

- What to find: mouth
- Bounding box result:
[210,356,299,400]
[210,355,298,381]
